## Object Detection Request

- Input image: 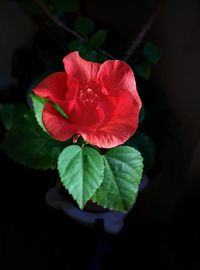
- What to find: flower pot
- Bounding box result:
[46,175,149,234]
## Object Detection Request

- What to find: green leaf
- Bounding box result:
[135,60,151,80]
[90,30,108,47]
[0,103,28,130]
[126,133,155,172]
[0,104,15,130]
[74,16,95,35]
[144,42,161,64]
[58,145,104,209]
[94,51,107,63]
[52,0,80,13]
[68,39,85,52]
[1,110,68,170]
[92,146,143,211]
[51,103,69,119]
[31,94,68,133]
[31,94,47,132]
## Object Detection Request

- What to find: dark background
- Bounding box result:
[0,0,200,269]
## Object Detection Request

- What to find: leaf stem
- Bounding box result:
[122,8,159,61]
[34,0,115,59]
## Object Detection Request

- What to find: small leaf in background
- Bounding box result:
[58,145,104,209]
[68,39,85,52]
[92,146,143,211]
[52,0,80,13]
[79,45,93,61]
[0,103,27,130]
[1,109,68,170]
[135,60,151,80]
[144,42,161,64]
[126,132,155,172]
[0,104,15,130]
[94,51,107,63]
[139,103,145,124]
[74,16,95,35]
[19,0,49,16]
[90,30,108,47]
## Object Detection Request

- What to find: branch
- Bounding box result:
[122,9,158,61]
[34,0,115,59]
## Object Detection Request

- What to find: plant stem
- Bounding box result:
[122,9,158,61]
[34,0,115,59]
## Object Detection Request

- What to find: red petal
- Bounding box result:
[98,60,138,98]
[63,52,101,85]
[42,102,74,141]
[82,90,140,148]
[33,72,67,102]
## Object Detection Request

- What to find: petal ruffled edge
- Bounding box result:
[98,60,137,97]
[33,72,67,102]
[63,51,101,85]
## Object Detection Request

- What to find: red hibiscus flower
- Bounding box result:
[33,51,141,148]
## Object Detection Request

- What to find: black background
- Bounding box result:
[0,0,200,269]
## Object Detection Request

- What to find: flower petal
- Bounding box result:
[42,102,74,141]
[98,60,138,97]
[82,90,141,148]
[63,51,101,84]
[33,72,67,102]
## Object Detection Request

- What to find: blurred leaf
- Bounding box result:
[1,109,69,170]
[144,42,161,64]
[135,60,151,80]
[90,30,108,47]
[94,51,107,63]
[19,0,49,16]
[68,39,85,52]
[0,104,15,130]
[74,16,95,35]
[126,132,155,172]
[52,0,80,13]
[0,103,27,130]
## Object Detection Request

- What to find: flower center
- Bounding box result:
[78,87,99,106]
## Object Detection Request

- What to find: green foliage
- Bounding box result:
[52,0,80,13]
[144,42,161,64]
[31,94,47,132]
[51,103,69,119]
[135,60,151,80]
[31,94,69,134]
[19,0,49,16]
[58,145,104,209]
[92,146,143,211]
[74,16,95,35]
[0,103,28,130]
[90,30,108,47]
[1,107,68,170]
[68,39,85,52]
[126,132,155,172]
[0,104,16,130]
